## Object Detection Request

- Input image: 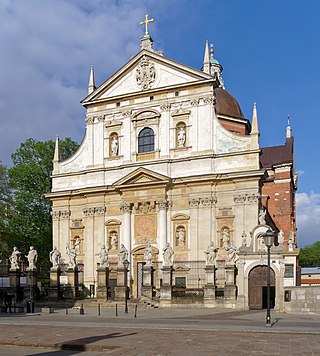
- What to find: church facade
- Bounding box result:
[47,25,299,310]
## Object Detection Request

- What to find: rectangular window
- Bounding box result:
[175,277,186,288]
[150,96,154,101]
[116,102,120,107]
[175,91,179,97]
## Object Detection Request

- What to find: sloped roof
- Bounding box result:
[260,137,294,168]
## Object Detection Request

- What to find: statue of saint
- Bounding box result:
[110,232,118,250]
[226,241,239,264]
[9,247,21,270]
[176,227,186,247]
[258,208,266,225]
[111,136,119,156]
[205,241,218,265]
[221,228,230,249]
[177,126,186,147]
[278,230,284,244]
[66,243,77,268]
[74,238,81,255]
[49,246,61,268]
[25,246,38,271]
[118,244,128,265]
[163,243,174,266]
[144,241,153,266]
[97,245,109,268]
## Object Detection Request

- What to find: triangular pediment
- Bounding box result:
[113,167,170,188]
[82,49,212,104]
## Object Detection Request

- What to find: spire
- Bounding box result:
[140,14,154,51]
[203,40,210,74]
[88,65,96,95]
[250,102,260,149]
[52,135,60,175]
[286,113,292,139]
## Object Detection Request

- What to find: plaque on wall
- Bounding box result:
[134,214,157,244]
[284,264,294,278]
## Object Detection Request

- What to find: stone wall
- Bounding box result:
[283,286,320,314]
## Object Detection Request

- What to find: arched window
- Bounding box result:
[138,127,154,153]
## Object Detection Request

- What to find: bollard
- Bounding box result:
[116,303,118,317]
[98,303,101,316]
[66,306,68,315]
[13,303,16,313]
[80,303,84,315]
[134,304,137,318]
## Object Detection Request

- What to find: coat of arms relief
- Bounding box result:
[135,56,156,90]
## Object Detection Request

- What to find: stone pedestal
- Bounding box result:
[48,267,61,301]
[24,270,39,300]
[215,253,228,288]
[224,263,237,300]
[142,265,154,299]
[114,267,126,300]
[63,267,79,300]
[160,266,173,300]
[203,265,216,300]
[9,270,20,288]
[96,267,110,300]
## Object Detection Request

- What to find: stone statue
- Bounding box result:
[288,231,294,251]
[25,246,38,271]
[144,241,153,266]
[66,243,77,269]
[118,244,128,265]
[221,228,230,249]
[226,241,239,264]
[110,232,118,250]
[111,136,118,156]
[97,245,109,268]
[176,227,186,247]
[163,243,174,266]
[241,231,247,247]
[205,241,218,265]
[278,230,284,244]
[74,238,81,255]
[177,126,186,147]
[49,246,61,268]
[258,208,266,225]
[9,247,21,270]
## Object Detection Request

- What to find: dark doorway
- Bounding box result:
[248,265,275,310]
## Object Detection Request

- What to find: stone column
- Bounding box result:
[120,203,132,254]
[142,265,154,299]
[235,259,246,308]
[24,270,38,301]
[96,267,110,300]
[160,265,173,300]
[158,200,168,262]
[203,265,216,300]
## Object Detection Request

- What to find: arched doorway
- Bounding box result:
[248,265,275,310]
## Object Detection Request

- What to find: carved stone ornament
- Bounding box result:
[190,99,200,106]
[157,200,169,210]
[135,56,156,90]
[86,116,95,124]
[203,96,216,105]
[120,203,132,214]
[233,194,247,204]
[160,103,171,111]
[60,210,71,219]
[52,211,60,220]
[200,196,217,207]
[246,194,260,203]
[188,198,201,208]
[137,201,155,214]
[83,207,94,216]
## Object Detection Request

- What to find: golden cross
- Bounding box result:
[140,14,154,36]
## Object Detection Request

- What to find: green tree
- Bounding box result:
[0,163,13,256]
[299,241,320,267]
[7,138,78,274]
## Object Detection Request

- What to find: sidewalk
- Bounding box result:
[0,306,319,354]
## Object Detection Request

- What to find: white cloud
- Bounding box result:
[296,191,320,247]
[0,0,152,165]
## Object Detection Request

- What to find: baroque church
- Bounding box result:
[47,17,299,310]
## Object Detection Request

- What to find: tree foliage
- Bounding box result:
[6,138,78,274]
[0,163,12,253]
[299,241,320,267]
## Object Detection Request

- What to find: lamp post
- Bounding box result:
[123,259,129,313]
[263,229,275,327]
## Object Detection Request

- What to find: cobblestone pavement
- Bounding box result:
[0,307,319,355]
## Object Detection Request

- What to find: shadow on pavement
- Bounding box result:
[26,332,137,355]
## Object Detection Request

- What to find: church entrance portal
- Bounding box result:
[248,265,275,310]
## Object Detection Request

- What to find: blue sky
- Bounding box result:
[0,0,319,246]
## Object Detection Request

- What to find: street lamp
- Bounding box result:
[263,228,275,327]
[123,259,129,314]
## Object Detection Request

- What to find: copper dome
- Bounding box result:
[214,87,244,119]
